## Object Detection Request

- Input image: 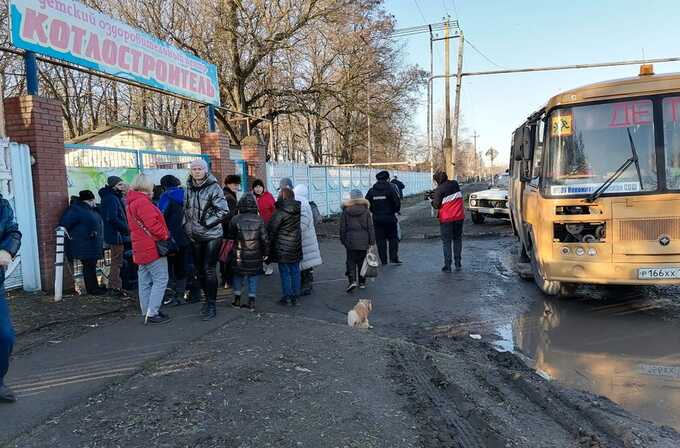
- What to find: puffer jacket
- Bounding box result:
[59,198,104,261]
[293,184,322,270]
[158,186,189,248]
[340,198,375,251]
[98,185,130,245]
[183,174,229,242]
[431,180,464,223]
[227,193,269,276]
[0,195,21,289]
[268,199,302,264]
[126,190,170,265]
[366,180,401,224]
[222,186,238,238]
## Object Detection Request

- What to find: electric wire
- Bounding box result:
[412,0,428,23]
[465,39,504,69]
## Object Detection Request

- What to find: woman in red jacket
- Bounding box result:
[126,174,172,325]
[252,178,276,275]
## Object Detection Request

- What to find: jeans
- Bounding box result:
[440,221,464,268]
[0,290,15,386]
[345,249,368,283]
[233,274,259,298]
[108,244,124,290]
[278,262,301,298]
[192,239,221,304]
[138,257,169,318]
[80,258,100,294]
[374,221,399,264]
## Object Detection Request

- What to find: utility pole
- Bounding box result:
[443,19,453,179]
[367,85,372,170]
[451,31,464,180]
[472,130,479,181]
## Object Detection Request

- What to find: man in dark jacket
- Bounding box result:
[228,193,269,311]
[268,188,302,306]
[366,170,402,265]
[391,176,406,199]
[60,191,106,295]
[431,171,465,272]
[221,174,241,290]
[158,175,189,305]
[99,176,129,293]
[0,195,21,403]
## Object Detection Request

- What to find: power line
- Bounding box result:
[449,0,460,19]
[412,0,428,24]
[391,20,459,38]
[465,39,504,69]
[441,0,450,15]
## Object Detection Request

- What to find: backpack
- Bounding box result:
[309,201,323,225]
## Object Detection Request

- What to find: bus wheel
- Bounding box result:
[529,247,573,297]
[471,212,485,224]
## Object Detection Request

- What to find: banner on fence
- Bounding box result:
[9,0,220,105]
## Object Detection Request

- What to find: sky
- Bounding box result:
[383,0,680,165]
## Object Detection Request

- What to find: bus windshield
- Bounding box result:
[543,100,658,197]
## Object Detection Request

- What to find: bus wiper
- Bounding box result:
[586,128,642,203]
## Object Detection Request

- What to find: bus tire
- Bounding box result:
[471,212,485,224]
[529,246,575,297]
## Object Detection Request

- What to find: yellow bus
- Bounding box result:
[509,65,680,296]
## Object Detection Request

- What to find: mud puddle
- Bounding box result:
[493,286,680,430]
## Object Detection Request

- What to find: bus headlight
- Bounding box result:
[560,246,570,256]
[587,248,597,257]
[470,200,477,206]
[575,247,585,256]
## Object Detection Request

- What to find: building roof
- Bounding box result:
[545,71,680,111]
[66,123,200,144]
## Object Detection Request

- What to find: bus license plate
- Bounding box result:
[638,268,680,279]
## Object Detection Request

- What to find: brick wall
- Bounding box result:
[4,96,71,291]
[241,136,267,185]
[200,132,236,185]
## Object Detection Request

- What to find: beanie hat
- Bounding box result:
[350,189,363,200]
[79,190,95,201]
[278,177,293,190]
[225,174,241,185]
[376,170,390,181]
[107,176,123,188]
[160,175,181,189]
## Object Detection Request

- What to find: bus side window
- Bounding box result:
[530,120,545,187]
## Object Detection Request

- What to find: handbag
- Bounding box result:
[135,217,178,257]
[360,246,380,278]
[219,239,235,263]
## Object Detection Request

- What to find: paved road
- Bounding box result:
[3,203,680,446]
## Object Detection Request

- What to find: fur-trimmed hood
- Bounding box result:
[342,197,370,209]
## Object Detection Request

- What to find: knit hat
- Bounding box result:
[79,190,95,201]
[107,176,123,188]
[278,177,293,190]
[350,189,363,200]
[225,174,241,185]
[376,170,390,181]
[160,175,181,189]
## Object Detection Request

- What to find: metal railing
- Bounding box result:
[64,144,209,170]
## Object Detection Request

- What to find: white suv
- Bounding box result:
[468,174,510,224]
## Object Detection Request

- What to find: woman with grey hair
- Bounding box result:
[184,158,228,320]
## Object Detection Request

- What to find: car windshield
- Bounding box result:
[543,100,657,197]
[495,174,510,189]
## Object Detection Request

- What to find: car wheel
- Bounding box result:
[471,212,485,224]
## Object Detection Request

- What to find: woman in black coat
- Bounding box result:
[268,188,302,306]
[59,190,105,295]
[227,193,269,311]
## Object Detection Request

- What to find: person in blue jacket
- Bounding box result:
[59,190,106,295]
[98,176,129,294]
[158,175,190,305]
[0,195,22,403]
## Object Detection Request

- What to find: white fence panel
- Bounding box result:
[266,162,432,217]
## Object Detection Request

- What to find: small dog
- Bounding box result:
[347,299,373,329]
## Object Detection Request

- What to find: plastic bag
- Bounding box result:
[360,246,380,278]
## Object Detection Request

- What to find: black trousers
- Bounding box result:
[80,258,100,294]
[440,221,464,268]
[374,221,399,264]
[345,249,368,283]
[168,245,189,298]
[192,239,222,304]
[301,268,314,293]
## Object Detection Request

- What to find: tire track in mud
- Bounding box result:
[387,343,507,448]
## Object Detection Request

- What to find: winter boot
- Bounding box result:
[247,296,255,312]
[232,294,241,308]
[202,303,217,321]
[200,301,210,317]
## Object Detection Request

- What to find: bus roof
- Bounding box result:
[545,71,680,111]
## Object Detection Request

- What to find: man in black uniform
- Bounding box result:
[366,170,402,265]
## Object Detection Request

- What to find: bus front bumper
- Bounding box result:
[546,260,680,286]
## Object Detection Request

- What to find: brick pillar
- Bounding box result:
[241,135,267,186]
[200,132,235,186]
[3,96,70,292]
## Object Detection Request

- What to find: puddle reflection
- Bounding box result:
[509,288,680,430]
